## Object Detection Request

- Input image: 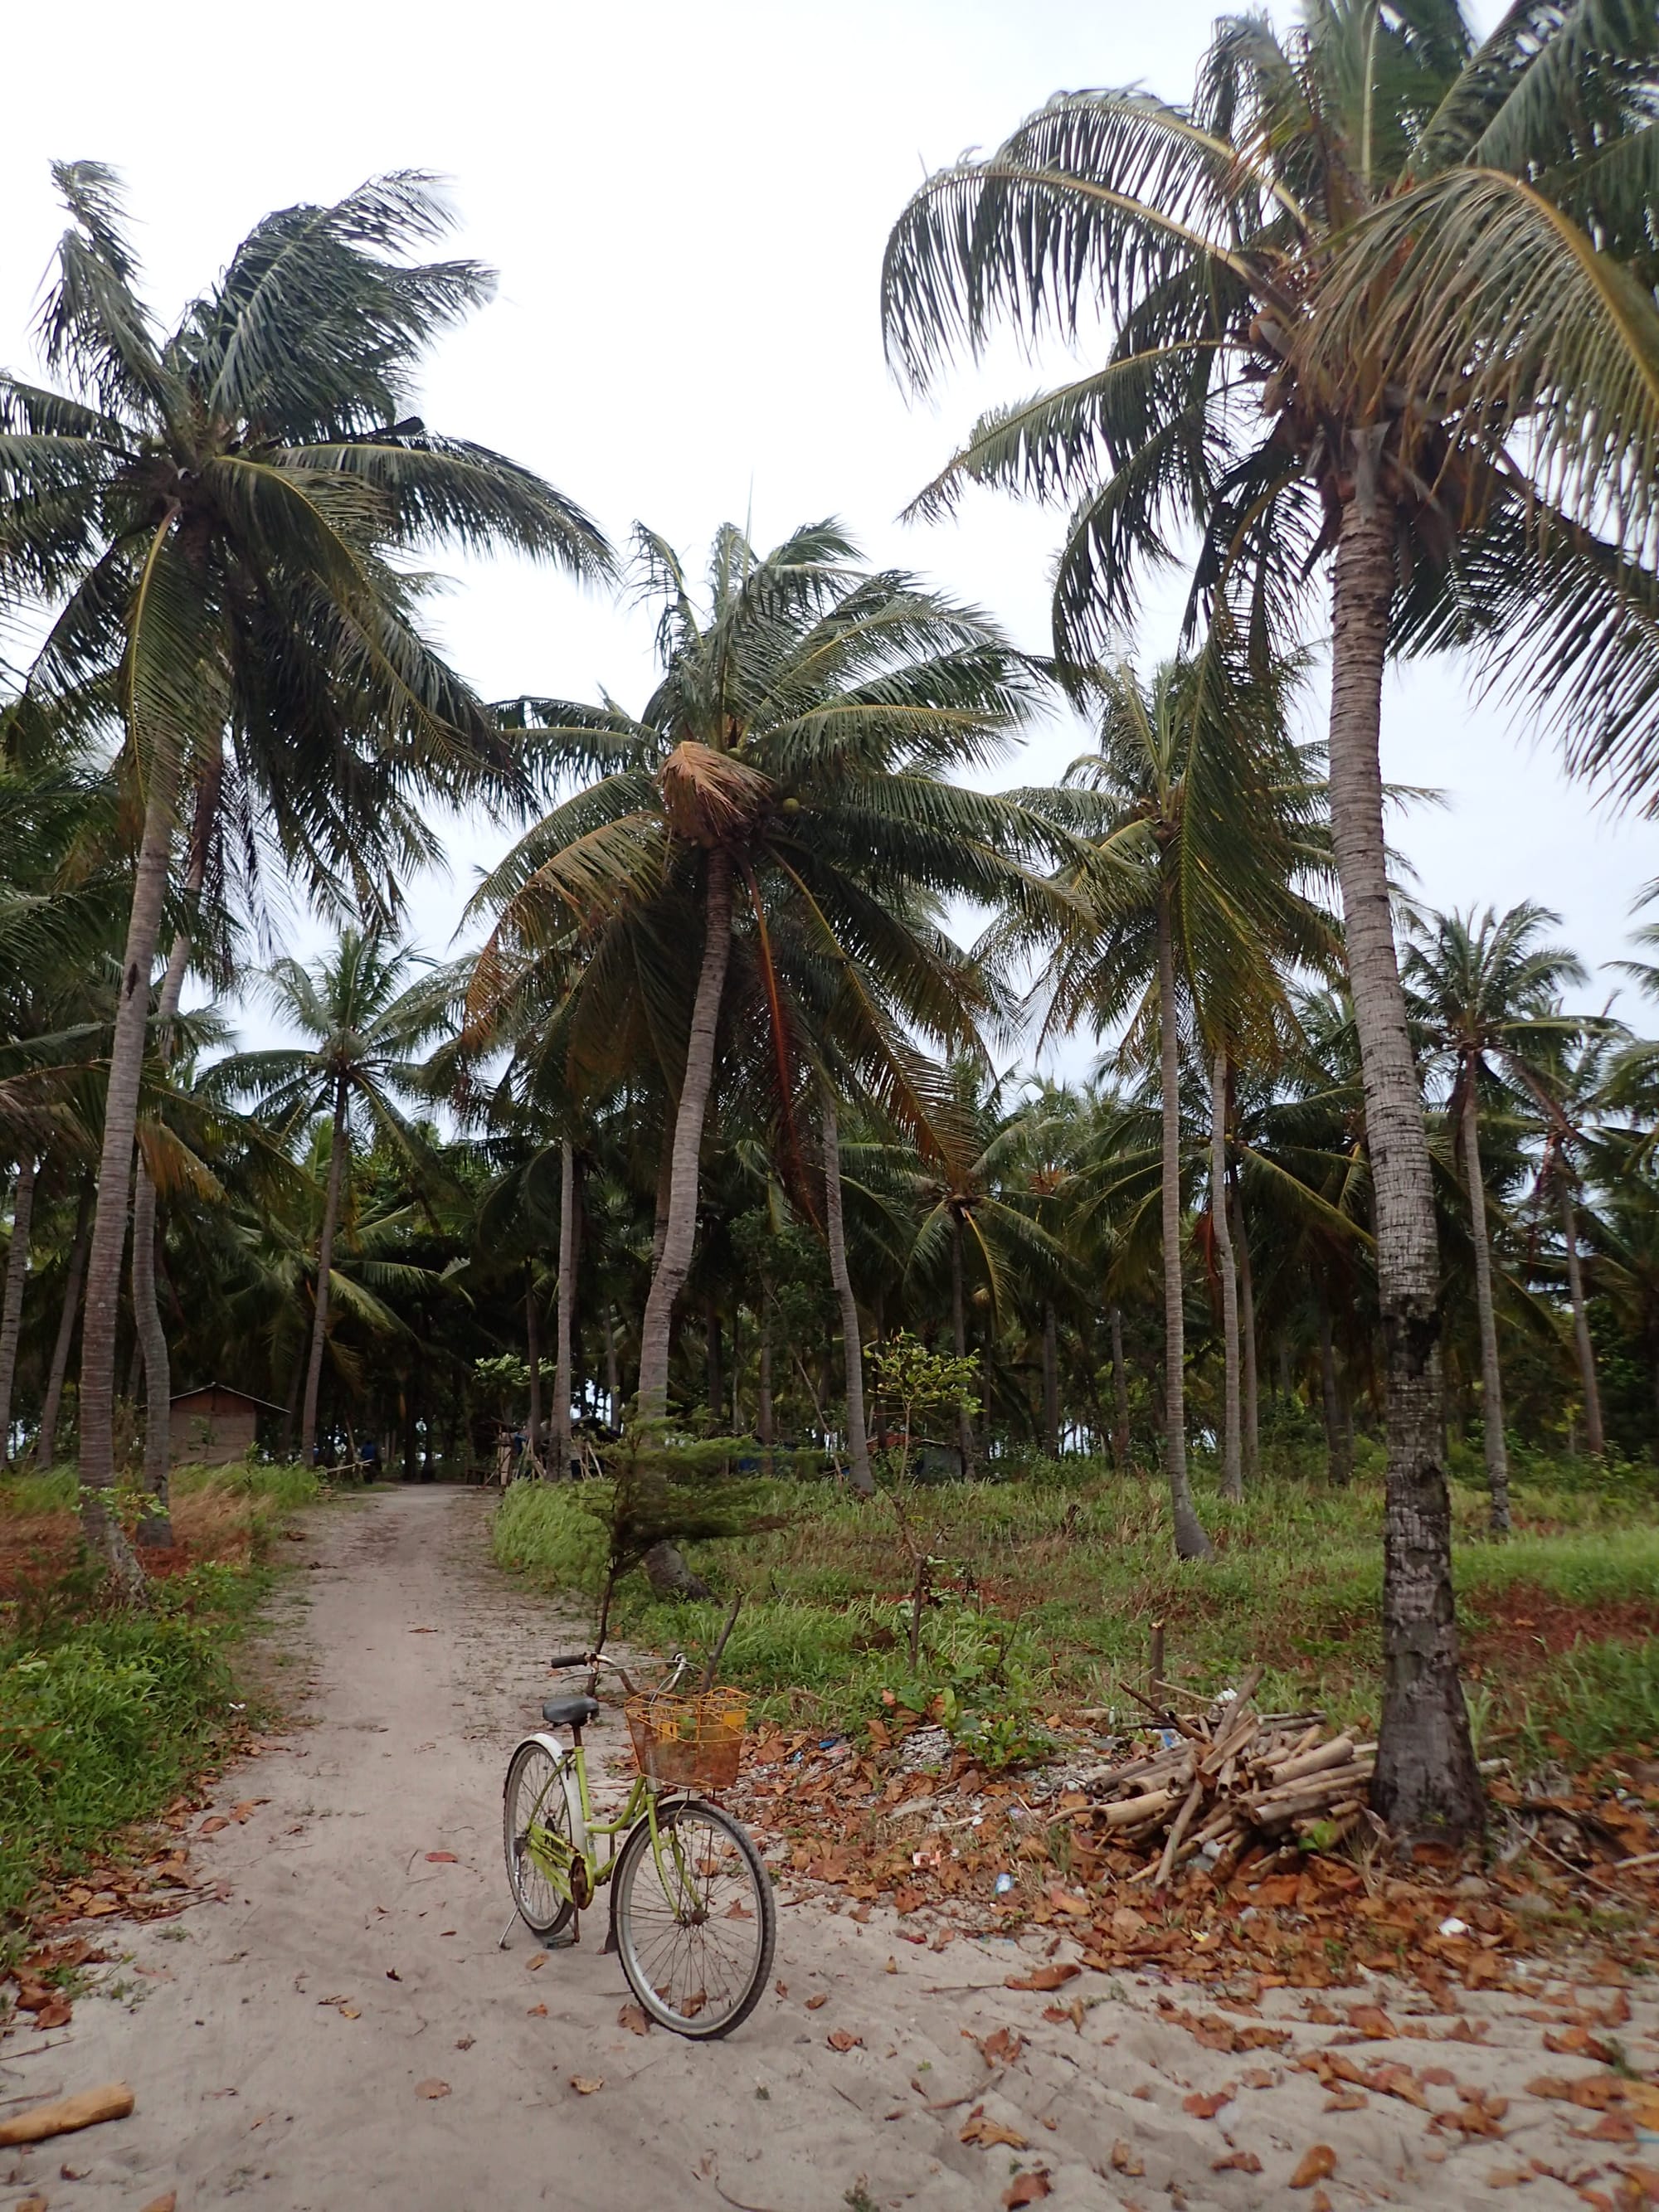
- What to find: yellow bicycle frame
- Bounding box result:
[521,1736,681,1908]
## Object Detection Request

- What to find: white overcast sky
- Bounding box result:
[3,0,1652,1063]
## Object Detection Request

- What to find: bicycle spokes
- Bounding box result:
[623,1811,766,2026]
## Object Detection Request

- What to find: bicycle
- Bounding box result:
[501,1647,777,2039]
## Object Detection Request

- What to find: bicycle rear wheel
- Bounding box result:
[612,1797,775,2039]
[503,1740,576,1939]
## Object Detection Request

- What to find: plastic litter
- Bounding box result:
[995,1872,1017,1896]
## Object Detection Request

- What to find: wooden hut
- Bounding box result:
[169,1383,282,1466]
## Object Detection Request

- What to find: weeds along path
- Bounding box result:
[6,1487,1656,2212]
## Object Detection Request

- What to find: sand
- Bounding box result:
[2,1486,1653,2211]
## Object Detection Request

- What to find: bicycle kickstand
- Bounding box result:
[499,1908,580,1952]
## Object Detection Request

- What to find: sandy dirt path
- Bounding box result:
[3,1487,1654,2212]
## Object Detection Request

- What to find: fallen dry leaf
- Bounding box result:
[1005,1963,1080,1993]
[338,2004,361,2020]
[1004,2171,1052,2206]
[16,2198,48,2212]
[805,1991,828,2010]
[139,2198,178,2212]
[425,1851,459,1864]
[1586,2112,1637,2143]
[414,2078,450,2099]
[1290,2144,1338,2190]
[1484,2170,1535,2190]
[1324,2090,1367,2112]
[1183,2088,1234,2120]
[570,2076,604,2095]
[527,1952,547,1971]
[961,2112,1029,2151]
[980,2026,1024,2069]
[199,1816,229,1836]
[1109,2138,1145,2176]
[618,2003,650,2035]
[827,2029,863,2052]
[1213,2151,1263,2174]
[527,2002,547,2017]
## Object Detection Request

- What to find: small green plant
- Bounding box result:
[580,1413,776,1645]
[867,1334,979,1489]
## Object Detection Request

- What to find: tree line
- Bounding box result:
[2,2,1658,1835]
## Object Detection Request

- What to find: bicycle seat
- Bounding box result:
[542,1694,601,1729]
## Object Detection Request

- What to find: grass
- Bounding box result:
[492,1453,1659,1768]
[0,1461,321,1931]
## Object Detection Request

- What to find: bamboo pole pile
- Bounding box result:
[1080,1675,1376,1882]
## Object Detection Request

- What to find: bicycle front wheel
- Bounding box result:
[504,1740,576,1940]
[613,1797,776,2039]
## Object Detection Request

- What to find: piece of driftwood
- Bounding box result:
[0,2081,134,2146]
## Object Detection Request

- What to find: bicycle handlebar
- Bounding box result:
[547,1648,689,1700]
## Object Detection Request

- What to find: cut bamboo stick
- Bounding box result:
[1155,1779,1205,1886]
[1267,1733,1355,1787]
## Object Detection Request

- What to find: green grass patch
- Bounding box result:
[492,1454,1659,1769]
[0,1462,321,1933]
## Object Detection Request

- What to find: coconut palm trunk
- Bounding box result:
[551,1139,576,1480]
[80,752,182,1588]
[1318,1300,1351,1481]
[1325,486,1481,1833]
[131,921,195,1539]
[1233,1179,1259,1481]
[133,758,219,1523]
[525,1274,542,1471]
[1156,889,1211,1558]
[821,1086,873,1495]
[949,1210,977,1477]
[637,848,733,1416]
[757,1294,774,1473]
[36,1182,91,1468]
[0,1151,40,1466]
[1042,1301,1060,1459]
[299,1076,350,1466]
[1460,1077,1511,1534]
[1559,1175,1604,1458]
[1110,1305,1130,1471]
[1210,1049,1243,1502]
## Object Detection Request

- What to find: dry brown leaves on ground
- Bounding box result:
[732,1704,1659,2001]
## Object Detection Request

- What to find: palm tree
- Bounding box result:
[1404,903,1586,1534]
[1010,648,1336,1554]
[0,164,610,1578]
[228,931,457,1465]
[471,520,1061,1431]
[881,1,1659,1832]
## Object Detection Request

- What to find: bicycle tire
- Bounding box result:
[612,1796,776,2039]
[503,1739,577,1940]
